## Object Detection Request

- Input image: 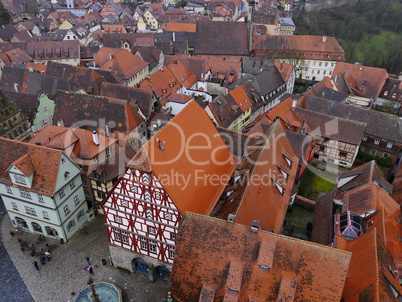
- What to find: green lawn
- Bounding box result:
[297,168,336,201]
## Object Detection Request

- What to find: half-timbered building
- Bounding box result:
[101,101,237,281]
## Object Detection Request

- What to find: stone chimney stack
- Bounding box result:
[92,130,100,146]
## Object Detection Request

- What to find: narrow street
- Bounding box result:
[0,197,34,302]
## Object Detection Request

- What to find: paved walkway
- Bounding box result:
[0,199,34,302]
[1,208,169,302]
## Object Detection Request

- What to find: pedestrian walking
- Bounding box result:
[88,265,94,275]
[33,261,39,271]
[45,251,51,261]
[39,255,45,265]
[85,255,91,265]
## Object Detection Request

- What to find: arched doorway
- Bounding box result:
[45,226,59,238]
[153,265,170,281]
[31,222,43,233]
[15,217,28,229]
[132,258,149,275]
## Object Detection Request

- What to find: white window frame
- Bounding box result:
[140,237,147,250]
[374,138,380,145]
[14,174,26,184]
[43,211,49,219]
[122,231,129,244]
[20,189,31,198]
[38,194,44,202]
[11,201,18,210]
[115,216,122,224]
[59,189,65,199]
[63,205,70,215]
[6,185,12,194]
[67,219,76,232]
[25,206,36,215]
[149,239,156,253]
[73,195,79,204]
[387,142,393,148]
[362,135,368,141]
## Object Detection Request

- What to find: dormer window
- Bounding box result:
[14,174,26,185]
[362,135,368,141]
[387,142,394,148]
[384,90,389,96]
[374,138,380,145]
[20,189,31,198]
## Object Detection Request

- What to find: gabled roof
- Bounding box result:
[242,57,275,75]
[294,107,367,145]
[164,54,210,81]
[208,82,264,128]
[100,82,155,118]
[128,101,237,215]
[89,143,136,184]
[94,47,148,79]
[214,121,299,233]
[336,228,402,302]
[1,66,72,97]
[0,137,64,195]
[299,95,402,143]
[379,77,402,103]
[46,61,108,95]
[335,160,392,197]
[133,46,162,71]
[53,91,143,134]
[5,48,32,64]
[252,35,345,61]
[171,212,351,302]
[194,21,249,56]
[28,125,118,159]
[332,62,389,100]
[102,32,155,48]
[167,59,197,89]
[26,40,80,60]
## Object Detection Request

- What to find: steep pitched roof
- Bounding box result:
[332,62,389,100]
[102,32,155,48]
[336,228,402,302]
[171,212,351,302]
[167,59,197,89]
[46,61,108,95]
[252,35,345,61]
[299,95,402,143]
[128,101,237,215]
[194,21,249,56]
[0,137,63,195]
[3,91,38,123]
[294,107,367,145]
[162,22,197,32]
[214,121,299,233]
[94,47,148,79]
[100,82,155,117]
[335,160,392,197]
[53,91,143,134]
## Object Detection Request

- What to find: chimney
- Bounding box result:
[57,119,64,127]
[105,124,110,137]
[399,72,402,81]
[250,220,260,232]
[322,35,327,43]
[292,98,297,107]
[227,214,235,223]
[109,53,113,60]
[172,32,175,42]
[173,58,178,64]
[14,83,18,92]
[92,130,100,146]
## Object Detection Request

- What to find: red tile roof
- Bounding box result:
[332,62,389,100]
[214,121,299,233]
[252,35,345,61]
[128,101,237,215]
[0,137,64,195]
[170,212,351,302]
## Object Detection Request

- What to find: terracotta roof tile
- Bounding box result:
[170,212,351,302]
[128,101,237,215]
[0,137,63,195]
[214,121,298,233]
[332,62,389,100]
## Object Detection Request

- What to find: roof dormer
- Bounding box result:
[7,154,35,188]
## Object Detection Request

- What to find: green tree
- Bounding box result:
[0,1,10,25]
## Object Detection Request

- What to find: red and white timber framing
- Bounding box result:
[103,167,180,264]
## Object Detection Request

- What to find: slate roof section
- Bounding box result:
[300,95,402,143]
[194,21,249,56]
[133,46,163,71]
[0,137,63,195]
[26,40,80,61]
[100,82,156,118]
[3,91,38,124]
[294,107,367,145]
[241,57,275,75]
[128,101,237,216]
[52,91,143,134]
[0,66,72,97]
[170,212,351,302]
[46,61,108,95]
[315,87,348,103]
